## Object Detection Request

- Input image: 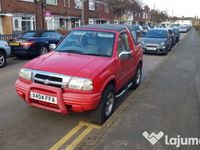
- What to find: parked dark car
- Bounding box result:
[9,30,62,57]
[141,29,172,55]
[172,27,180,42]
[142,26,150,33]
[132,25,144,37]
[126,25,139,44]
[168,28,176,46]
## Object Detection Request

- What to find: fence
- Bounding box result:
[0,34,19,41]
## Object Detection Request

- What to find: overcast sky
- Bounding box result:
[142,0,200,17]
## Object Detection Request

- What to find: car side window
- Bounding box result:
[117,32,130,55]
[42,32,51,38]
[168,30,172,36]
[50,32,62,39]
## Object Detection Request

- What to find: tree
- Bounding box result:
[105,0,126,18]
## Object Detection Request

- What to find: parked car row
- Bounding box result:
[0,23,187,124]
[141,27,180,55]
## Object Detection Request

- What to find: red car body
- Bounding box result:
[15,25,143,118]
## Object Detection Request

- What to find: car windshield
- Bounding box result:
[56,30,115,57]
[20,32,36,38]
[144,30,167,38]
[133,26,141,31]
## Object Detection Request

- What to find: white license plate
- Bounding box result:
[30,91,57,104]
[147,47,157,51]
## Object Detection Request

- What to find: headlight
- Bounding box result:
[141,41,145,45]
[19,68,32,80]
[68,77,93,91]
[160,42,165,46]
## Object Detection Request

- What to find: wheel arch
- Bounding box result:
[0,48,7,57]
[138,59,143,68]
[100,76,117,93]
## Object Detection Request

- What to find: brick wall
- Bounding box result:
[0,0,112,32]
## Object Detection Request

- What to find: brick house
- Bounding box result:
[132,10,151,25]
[0,0,111,34]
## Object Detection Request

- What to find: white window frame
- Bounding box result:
[74,0,83,9]
[46,0,57,5]
[88,0,95,11]
[13,16,36,31]
[20,0,34,2]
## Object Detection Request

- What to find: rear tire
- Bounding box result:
[90,84,115,125]
[0,51,6,68]
[130,64,142,90]
[39,46,48,55]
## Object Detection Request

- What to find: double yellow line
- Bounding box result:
[49,121,101,150]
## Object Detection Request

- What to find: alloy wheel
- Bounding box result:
[104,92,115,117]
[0,54,5,67]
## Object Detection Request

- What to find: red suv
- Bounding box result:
[15,25,143,124]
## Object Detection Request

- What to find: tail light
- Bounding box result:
[20,42,33,47]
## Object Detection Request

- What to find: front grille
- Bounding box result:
[35,74,62,82]
[32,71,71,88]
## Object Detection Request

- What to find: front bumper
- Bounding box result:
[15,79,101,114]
[143,47,168,55]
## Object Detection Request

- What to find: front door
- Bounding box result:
[116,31,134,89]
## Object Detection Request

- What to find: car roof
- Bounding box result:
[22,30,58,37]
[150,28,168,31]
[76,24,128,32]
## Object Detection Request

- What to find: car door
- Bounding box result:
[116,31,134,89]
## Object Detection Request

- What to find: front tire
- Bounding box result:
[0,51,6,68]
[91,84,115,125]
[130,64,142,90]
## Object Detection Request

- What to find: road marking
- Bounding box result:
[65,127,93,150]
[49,121,101,150]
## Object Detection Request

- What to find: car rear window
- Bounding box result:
[20,32,36,38]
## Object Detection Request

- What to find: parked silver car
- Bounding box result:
[0,40,11,68]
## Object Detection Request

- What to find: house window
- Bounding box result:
[14,19,19,30]
[89,0,95,11]
[13,16,35,32]
[46,0,57,5]
[47,17,60,30]
[74,0,82,9]
[20,0,34,2]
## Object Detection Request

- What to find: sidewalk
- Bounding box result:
[80,29,200,150]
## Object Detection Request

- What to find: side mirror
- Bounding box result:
[60,35,64,40]
[119,51,132,60]
[49,43,57,51]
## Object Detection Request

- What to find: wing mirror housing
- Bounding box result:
[119,51,132,60]
[49,43,57,51]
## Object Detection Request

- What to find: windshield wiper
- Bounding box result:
[82,53,110,57]
[58,50,83,54]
